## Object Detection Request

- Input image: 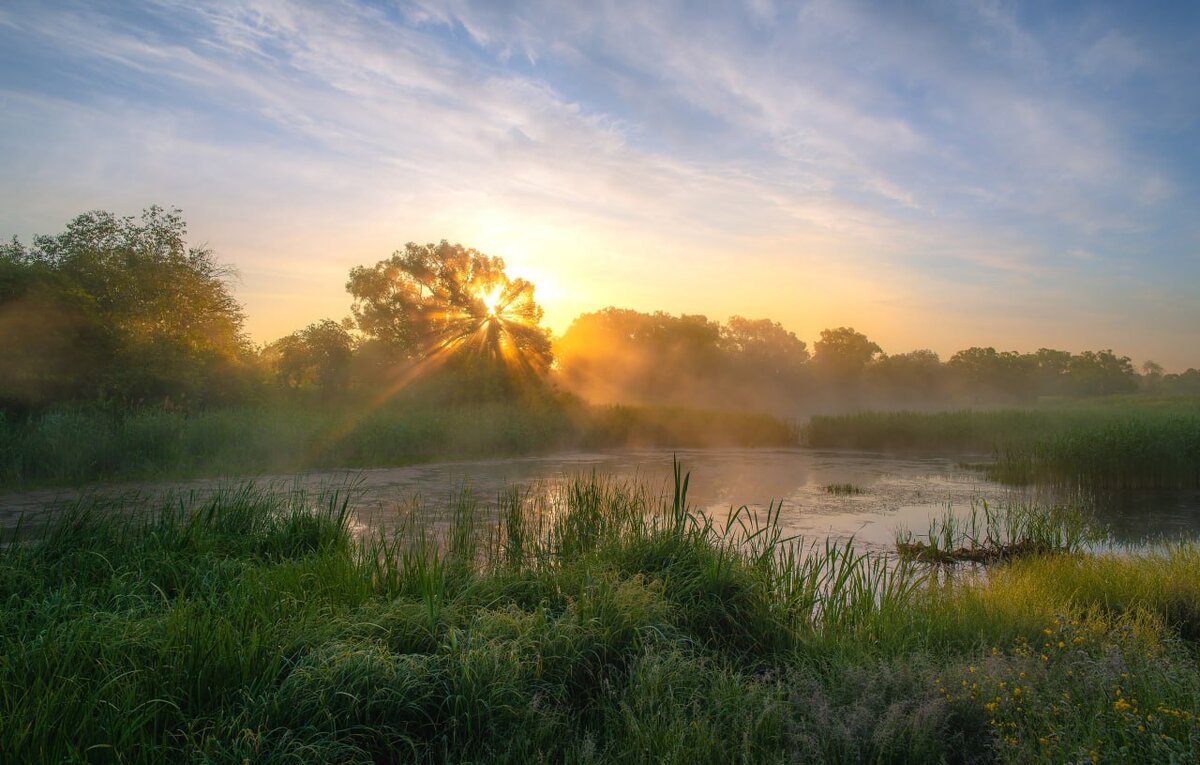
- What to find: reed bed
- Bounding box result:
[806,399,1200,490]
[1,468,1197,763]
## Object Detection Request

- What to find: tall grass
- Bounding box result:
[895,499,1097,563]
[806,398,1200,489]
[0,400,796,489]
[2,468,1198,763]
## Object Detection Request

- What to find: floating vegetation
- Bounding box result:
[823,482,864,495]
[895,499,1098,564]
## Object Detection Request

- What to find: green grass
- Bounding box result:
[805,398,1200,489]
[0,400,796,489]
[2,467,1198,763]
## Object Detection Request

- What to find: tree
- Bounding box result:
[263,319,354,393]
[1,207,253,408]
[868,349,944,400]
[1029,348,1072,396]
[948,347,1036,401]
[1139,360,1164,394]
[346,241,552,393]
[1066,350,1137,396]
[720,316,809,380]
[813,327,881,382]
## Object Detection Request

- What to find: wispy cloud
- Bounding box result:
[0,0,1196,367]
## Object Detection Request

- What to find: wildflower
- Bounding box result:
[1039,737,1049,746]
[1114,698,1132,712]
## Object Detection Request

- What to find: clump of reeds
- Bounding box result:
[823,482,864,495]
[894,498,1098,564]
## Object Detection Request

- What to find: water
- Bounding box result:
[6,448,1199,552]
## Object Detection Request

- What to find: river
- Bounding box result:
[5,448,1198,553]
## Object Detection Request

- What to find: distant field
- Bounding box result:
[2,473,1197,763]
[806,397,1200,489]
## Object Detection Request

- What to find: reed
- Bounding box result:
[895,498,1097,563]
[806,399,1200,490]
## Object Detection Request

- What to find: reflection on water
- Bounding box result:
[3,448,1199,553]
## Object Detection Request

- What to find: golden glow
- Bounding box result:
[479,285,503,317]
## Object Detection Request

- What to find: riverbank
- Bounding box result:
[805,397,1200,489]
[3,474,1197,763]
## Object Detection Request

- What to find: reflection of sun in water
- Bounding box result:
[479,285,503,318]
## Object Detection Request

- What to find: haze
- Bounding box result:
[1,0,1197,368]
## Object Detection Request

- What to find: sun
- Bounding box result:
[478,285,503,318]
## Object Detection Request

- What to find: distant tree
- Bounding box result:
[554,308,724,405]
[1027,348,1072,396]
[1066,350,1137,396]
[1,207,253,408]
[868,349,944,400]
[947,347,1036,401]
[1139,360,1164,394]
[1163,369,1200,396]
[346,241,552,394]
[263,319,354,393]
[720,316,809,380]
[813,327,882,383]
[1141,360,1164,378]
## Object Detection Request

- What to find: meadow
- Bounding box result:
[0,399,795,490]
[2,471,1198,764]
[805,397,1200,489]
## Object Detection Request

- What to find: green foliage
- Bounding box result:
[2,473,1197,762]
[0,207,255,408]
[345,240,553,388]
[814,326,883,381]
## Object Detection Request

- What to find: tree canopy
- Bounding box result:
[345,241,552,395]
[0,207,252,408]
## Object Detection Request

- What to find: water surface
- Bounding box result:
[6,448,1197,552]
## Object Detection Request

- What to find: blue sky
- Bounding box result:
[1,0,1197,368]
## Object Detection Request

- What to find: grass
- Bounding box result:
[824,482,864,495]
[894,498,1097,564]
[805,397,1200,489]
[2,466,1198,763]
[0,399,796,489]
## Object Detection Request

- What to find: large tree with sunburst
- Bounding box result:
[346,241,553,391]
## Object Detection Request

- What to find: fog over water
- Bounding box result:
[6,449,1198,552]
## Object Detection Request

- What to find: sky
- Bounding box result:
[1,0,1198,369]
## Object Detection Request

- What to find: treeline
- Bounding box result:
[554,312,1200,413]
[3,207,1198,415]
